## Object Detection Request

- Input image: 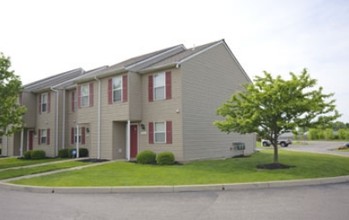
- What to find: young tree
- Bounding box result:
[0,53,26,137]
[215,69,340,165]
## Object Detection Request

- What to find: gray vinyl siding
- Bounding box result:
[181,44,256,160]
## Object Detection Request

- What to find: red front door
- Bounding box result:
[28,130,34,150]
[130,125,138,158]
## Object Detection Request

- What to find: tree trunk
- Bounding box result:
[273,144,279,163]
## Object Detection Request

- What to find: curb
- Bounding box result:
[1,175,349,194]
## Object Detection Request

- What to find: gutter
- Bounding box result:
[50,87,59,157]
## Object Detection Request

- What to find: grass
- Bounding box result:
[0,157,63,169]
[0,161,91,180]
[11,150,349,187]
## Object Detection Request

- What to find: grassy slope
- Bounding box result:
[0,157,63,169]
[0,161,90,180]
[11,150,349,187]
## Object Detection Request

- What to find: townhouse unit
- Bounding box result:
[1,39,256,161]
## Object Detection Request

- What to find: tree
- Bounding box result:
[215,69,340,165]
[0,53,26,137]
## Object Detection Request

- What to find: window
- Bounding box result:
[74,127,81,144]
[71,127,86,145]
[80,84,89,107]
[40,129,47,144]
[112,76,122,102]
[148,71,171,102]
[154,73,165,100]
[41,93,48,112]
[154,122,166,143]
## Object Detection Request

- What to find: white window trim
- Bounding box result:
[41,129,47,144]
[153,72,165,101]
[154,121,166,144]
[112,76,123,103]
[80,84,90,107]
[41,93,48,112]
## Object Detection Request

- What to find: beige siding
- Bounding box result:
[128,72,142,121]
[181,44,256,160]
[34,92,56,157]
[22,92,36,127]
[65,89,77,149]
[139,68,184,161]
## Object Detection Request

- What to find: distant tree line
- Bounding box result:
[295,121,349,140]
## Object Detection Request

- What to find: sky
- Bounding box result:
[1,0,348,122]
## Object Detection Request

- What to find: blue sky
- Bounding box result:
[1,0,348,122]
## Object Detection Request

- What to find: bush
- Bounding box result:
[136,150,156,164]
[30,150,46,159]
[24,150,32,159]
[156,152,175,165]
[58,148,69,158]
[68,148,89,158]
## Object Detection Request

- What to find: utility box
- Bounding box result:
[233,142,245,151]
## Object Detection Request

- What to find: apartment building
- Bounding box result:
[1,39,256,161]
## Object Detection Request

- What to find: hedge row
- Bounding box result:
[136,150,175,165]
[23,150,46,160]
[58,148,89,158]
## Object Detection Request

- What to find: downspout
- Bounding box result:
[94,76,101,159]
[50,87,59,157]
[62,90,66,149]
[20,129,24,157]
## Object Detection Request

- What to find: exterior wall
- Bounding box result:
[65,89,78,149]
[99,74,129,160]
[76,83,96,158]
[34,91,56,157]
[139,68,184,161]
[22,92,36,127]
[181,44,256,160]
[128,72,142,121]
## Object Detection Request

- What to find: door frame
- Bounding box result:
[130,123,139,158]
[27,129,34,151]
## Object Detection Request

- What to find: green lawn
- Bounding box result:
[0,161,91,180]
[11,150,349,187]
[0,157,63,169]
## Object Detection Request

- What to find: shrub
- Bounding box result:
[58,148,69,158]
[68,148,89,158]
[30,150,46,159]
[156,152,175,165]
[24,150,32,159]
[136,150,156,164]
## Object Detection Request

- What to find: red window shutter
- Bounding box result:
[122,75,128,102]
[81,127,86,145]
[148,75,153,102]
[38,129,41,145]
[69,128,73,144]
[71,91,75,112]
[149,122,154,144]
[39,95,42,114]
[48,92,51,113]
[47,129,50,145]
[108,78,113,104]
[166,121,172,144]
[77,86,81,108]
[165,71,172,100]
[89,83,94,107]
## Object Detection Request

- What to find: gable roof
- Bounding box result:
[23,68,85,93]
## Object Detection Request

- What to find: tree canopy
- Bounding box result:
[0,52,26,136]
[215,69,340,164]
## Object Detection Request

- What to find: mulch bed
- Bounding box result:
[257,163,295,170]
